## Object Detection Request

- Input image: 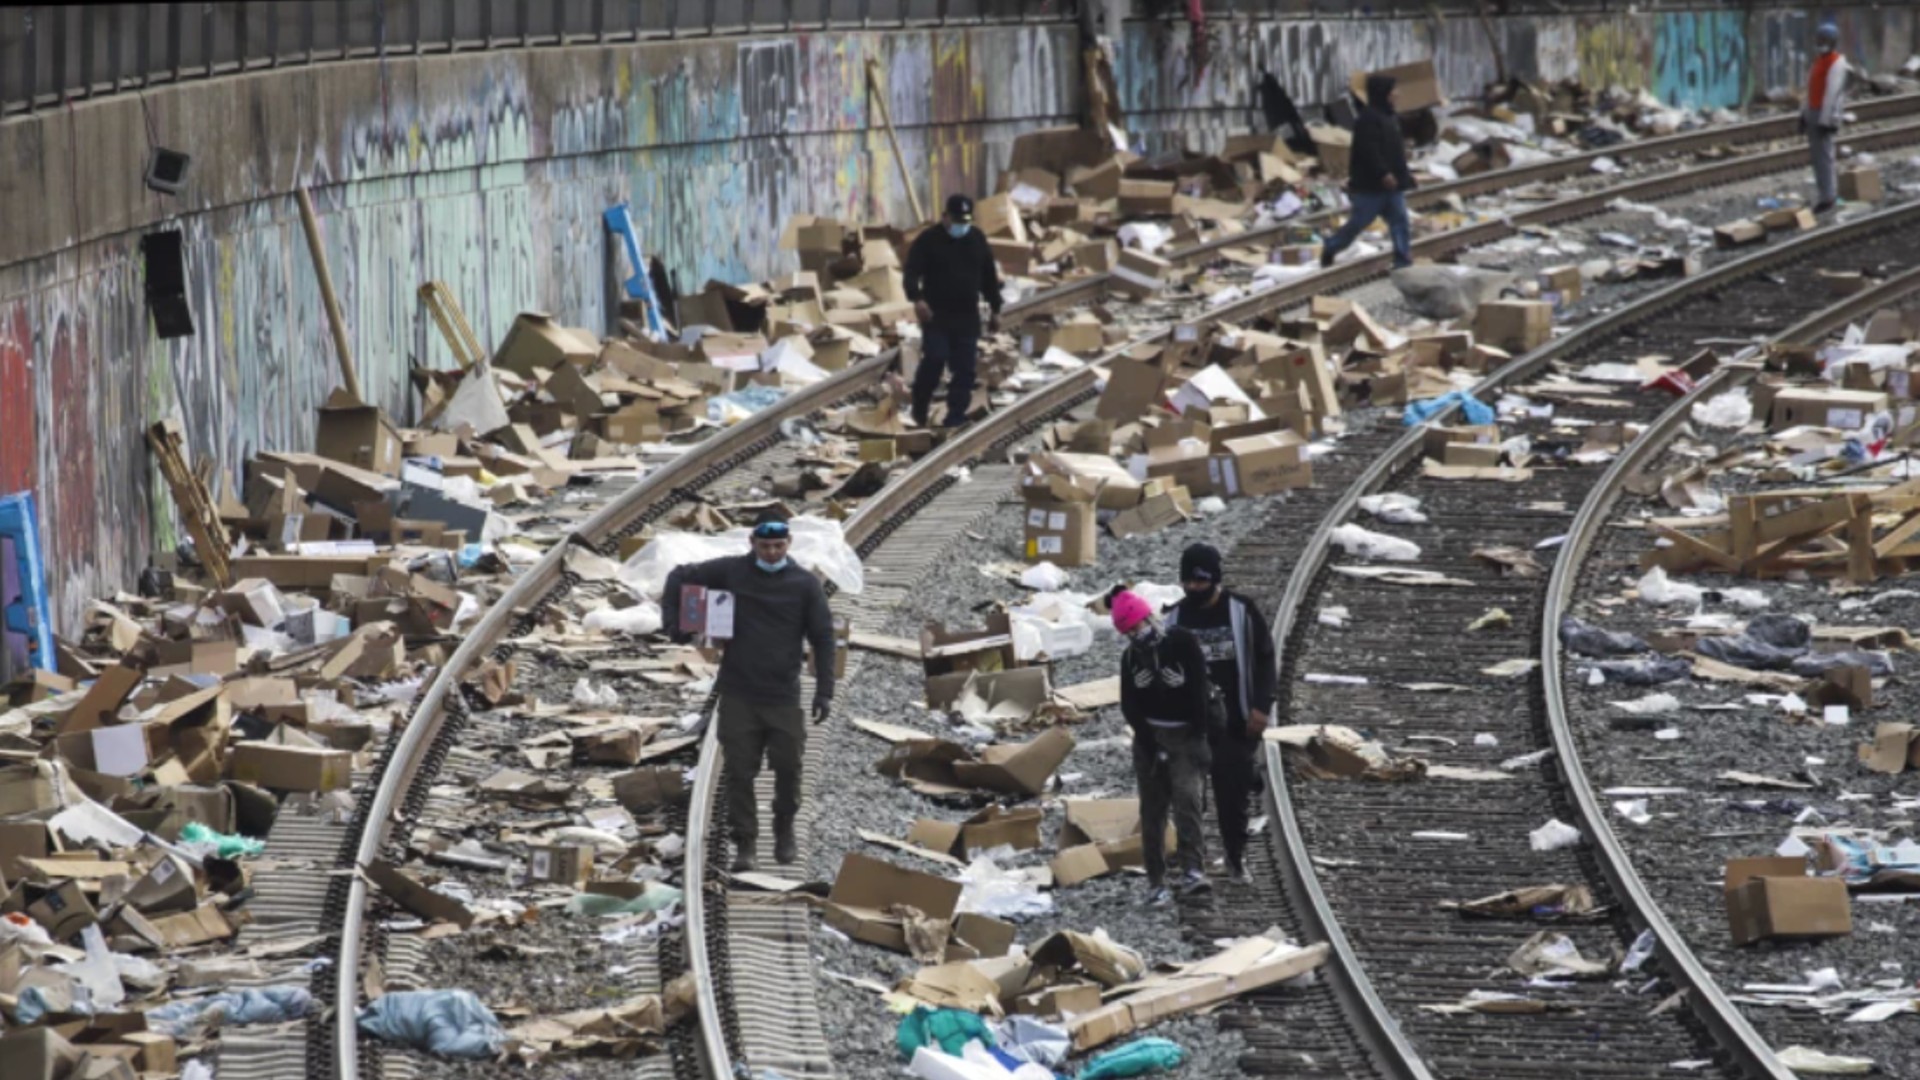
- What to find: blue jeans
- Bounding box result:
[1322,190,1412,268]
[912,323,981,428]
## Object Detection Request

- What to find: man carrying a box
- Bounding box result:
[1164,543,1276,886]
[1318,74,1416,271]
[662,514,837,873]
[1804,23,1850,214]
[1113,590,1214,905]
[903,193,1004,430]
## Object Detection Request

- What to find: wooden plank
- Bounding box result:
[1849,495,1876,584]
[1753,494,1858,545]
[1729,497,1756,563]
[1651,525,1741,572]
[1872,509,1920,558]
[851,631,923,660]
[1055,676,1121,710]
[1745,519,1850,576]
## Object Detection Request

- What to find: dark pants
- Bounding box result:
[1322,190,1413,269]
[1135,726,1210,885]
[911,322,981,428]
[1210,726,1263,870]
[717,696,805,848]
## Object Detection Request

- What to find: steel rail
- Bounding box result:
[1260,199,1920,1080]
[1160,91,1920,271]
[1535,260,1920,1080]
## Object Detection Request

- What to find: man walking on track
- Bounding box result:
[1319,74,1416,270]
[662,514,836,873]
[1166,543,1278,886]
[903,193,1004,429]
[1805,23,1850,214]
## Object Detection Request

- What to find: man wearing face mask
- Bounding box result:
[1113,589,1214,905]
[902,193,1004,429]
[662,513,836,873]
[1164,543,1276,885]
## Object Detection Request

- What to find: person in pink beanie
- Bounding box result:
[1113,589,1214,904]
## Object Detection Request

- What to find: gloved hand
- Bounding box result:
[811,694,832,724]
[1822,123,1840,134]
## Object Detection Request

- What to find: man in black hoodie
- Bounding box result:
[662,514,837,873]
[1165,543,1278,885]
[903,194,1004,429]
[1319,74,1416,270]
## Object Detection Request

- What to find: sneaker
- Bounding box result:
[1319,250,1336,270]
[1813,200,1836,215]
[1146,884,1173,907]
[1227,859,1250,886]
[1177,869,1213,896]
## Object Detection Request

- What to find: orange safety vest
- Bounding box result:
[1809,52,1841,111]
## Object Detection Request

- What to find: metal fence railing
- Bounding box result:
[0,0,1717,118]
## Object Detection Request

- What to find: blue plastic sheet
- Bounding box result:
[359,989,505,1059]
[147,986,312,1037]
[0,491,55,680]
[1403,391,1495,427]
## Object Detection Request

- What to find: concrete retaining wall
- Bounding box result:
[1,5,1914,630]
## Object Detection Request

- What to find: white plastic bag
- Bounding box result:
[1331,524,1421,562]
[572,679,619,709]
[617,514,864,597]
[955,854,1053,919]
[1357,493,1428,524]
[1636,566,1704,606]
[583,602,663,636]
[1019,563,1068,592]
[1691,389,1753,429]
[1530,818,1582,852]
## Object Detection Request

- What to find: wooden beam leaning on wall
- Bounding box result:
[147,420,234,588]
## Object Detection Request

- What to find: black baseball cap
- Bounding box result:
[945,194,974,222]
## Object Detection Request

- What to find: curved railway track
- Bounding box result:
[285,99,1920,1080]
[1252,201,1920,1080]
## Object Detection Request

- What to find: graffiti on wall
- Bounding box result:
[1654,11,1747,109]
[1576,15,1652,93]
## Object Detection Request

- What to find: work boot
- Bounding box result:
[729,840,757,874]
[774,817,798,866]
[1319,248,1336,270]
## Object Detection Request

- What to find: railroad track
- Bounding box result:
[1248,201,1920,1080]
[268,98,1920,1080]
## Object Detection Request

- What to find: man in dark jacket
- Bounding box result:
[902,193,1004,429]
[1165,543,1278,885]
[1113,590,1213,905]
[662,514,837,872]
[1319,74,1416,270]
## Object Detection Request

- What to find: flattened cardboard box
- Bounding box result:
[366,858,477,929]
[908,806,1044,858]
[951,726,1076,797]
[823,852,963,954]
[923,666,1053,719]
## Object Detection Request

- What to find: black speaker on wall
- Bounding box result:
[141,229,195,339]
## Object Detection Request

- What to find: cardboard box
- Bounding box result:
[6,880,97,941]
[612,765,689,808]
[1441,441,1504,468]
[1118,179,1177,217]
[1109,249,1170,300]
[1839,166,1882,202]
[528,844,593,887]
[1473,300,1553,354]
[908,806,1044,858]
[228,742,353,792]
[1095,354,1171,421]
[1349,59,1442,112]
[1713,219,1767,249]
[1014,981,1104,1020]
[1770,387,1889,430]
[922,667,1053,721]
[1049,844,1113,888]
[494,312,600,375]
[1058,798,1170,870]
[1213,431,1311,497]
[315,390,404,477]
[1724,857,1851,945]
[1108,488,1192,539]
[1307,124,1351,177]
[0,1027,81,1080]
[365,859,476,929]
[824,853,964,954]
[921,612,1018,679]
[1022,482,1099,567]
[1067,1001,1136,1052]
[1858,722,1920,774]
[1257,347,1341,420]
[1037,452,1143,511]
[1761,207,1817,232]
[0,822,49,883]
[1140,438,1215,499]
[951,727,1075,797]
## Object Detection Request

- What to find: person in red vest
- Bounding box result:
[1805,23,1850,214]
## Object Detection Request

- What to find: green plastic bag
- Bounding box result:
[1077,1036,1186,1079]
[180,822,265,859]
[565,881,682,915]
[896,1006,995,1060]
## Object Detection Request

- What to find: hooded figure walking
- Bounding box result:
[1113,589,1214,905]
[1164,543,1277,885]
[1804,23,1850,214]
[1319,74,1416,270]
